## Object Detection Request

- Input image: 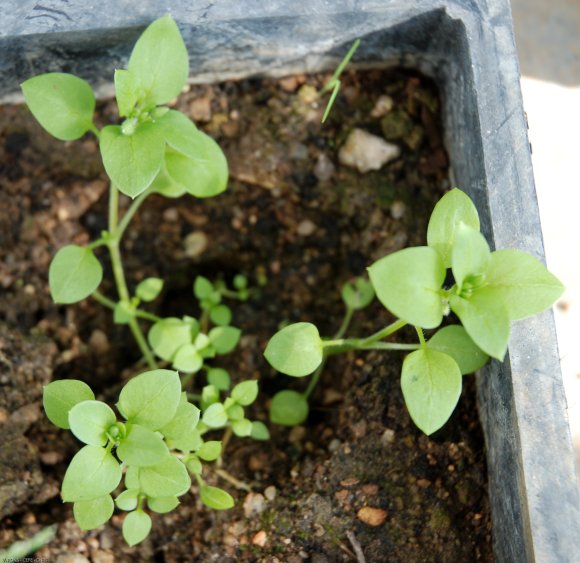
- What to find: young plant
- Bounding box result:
[43,370,266,546]
[22,16,269,544]
[265,188,564,435]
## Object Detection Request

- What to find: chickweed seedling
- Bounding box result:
[22,16,268,544]
[43,370,265,545]
[265,188,564,435]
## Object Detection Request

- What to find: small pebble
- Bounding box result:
[313,153,335,182]
[184,231,208,258]
[163,207,179,222]
[381,428,396,446]
[189,96,212,122]
[338,129,400,173]
[252,530,267,547]
[289,426,306,443]
[297,219,317,237]
[297,84,318,104]
[357,506,388,526]
[89,329,109,354]
[243,492,265,517]
[371,95,395,117]
[264,485,277,501]
[390,200,406,219]
[328,438,341,452]
[279,76,300,92]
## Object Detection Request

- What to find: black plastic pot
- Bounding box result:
[3,1,580,560]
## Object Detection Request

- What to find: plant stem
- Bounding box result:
[415,326,426,347]
[92,290,163,323]
[106,184,157,369]
[358,318,408,347]
[115,189,151,242]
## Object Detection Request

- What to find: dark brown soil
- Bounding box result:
[0,69,493,562]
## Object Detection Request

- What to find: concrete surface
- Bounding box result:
[511,0,580,473]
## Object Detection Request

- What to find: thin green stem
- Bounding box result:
[106,183,157,369]
[335,307,354,340]
[304,361,326,399]
[358,319,408,347]
[89,123,100,139]
[415,326,426,348]
[92,290,117,310]
[115,189,151,242]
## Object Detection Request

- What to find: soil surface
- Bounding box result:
[0,69,493,562]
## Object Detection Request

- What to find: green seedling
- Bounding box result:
[43,370,267,546]
[23,16,269,545]
[265,189,564,435]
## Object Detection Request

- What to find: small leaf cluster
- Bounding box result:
[265,189,564,435]
[43,370,265,546]
[147,275,248,377]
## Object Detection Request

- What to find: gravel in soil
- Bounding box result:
[0,69,493,561]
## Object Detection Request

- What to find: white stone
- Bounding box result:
[338,129,400,173]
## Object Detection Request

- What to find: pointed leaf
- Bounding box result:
[172,343,203,373]
[117,369,181,430]
[62,445,122,502]
[139,457,191,498]
[200,485,234,510]
[450,290,510,360]
[401,348,462,435]
[197,441,222,461]
[202,403,228,428]
[21,73,95,140]
[115,489,140,511]
[114,69,143,117]
[208,326,241,355]
[100,123,164,198]
[451,223,491,289]
[250,421,270,441]
[128,15,189,106]
[157,110,198,157]
[427,325,489,374]
[232,418,252,437]
[207,368,231,391]
[486,249,564,320]
[43,380,95,430]
[264,323,323,377]
[69,400,116,446]
[161,394,201,441]
[123,510,152,547]
[49,245,103,304]
[136,277,164,302]
[209,304,232,326]
[117,424,170,467]
[341,277,375,310]
[73,495,114,530]
[427,188,480,267]
[231,380,258,406]
[368,246,446,329]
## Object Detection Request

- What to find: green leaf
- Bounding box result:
[43,380,95,430]
[21,73,95,141]
[161,393,201,440]
[167,428,202,453]
[232,418,252,437]
[233,275,248,290]
[62,445,122,502]
[73,495,114,530]
[122,510,152,547]
[201,385,220,410]
[368,247,446,329]
[450,290,510,360]
[341,278,375,310]
[164,133,228,198]
[185,455,203,475]
[115,489,140,511]
[100,123,164,198]
[250,421,270,441]
[208,326,241,355]
[125,466,140,490]
[427,325,489,374]
[149,165,187,198]
[139,457,191,498]
[231,380,259,406]
[117,369,181,430]
[157,110,198,157]
[401,348,462,435]
[427,188,480,267]
[264,323,323,377]
[114,69,143,118]
[451,223,491,289]
[113,301,134,324]
[49,245,103,304]
[148,495,179,514]
[68,400,116,446]
[270,390,309,426]
[202,403,228,428]
[485,249,564,321]
[127,15,189,106]
[226,403,244,421]
[209,304,232,326]
[136,277,164,302]
[172,344,204,373]
[200,485,234,510]
[194,276,214,299]
[207,367,231,391]
[197,441,222,461]
[148,317,193,361]
[117,424,170,467]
